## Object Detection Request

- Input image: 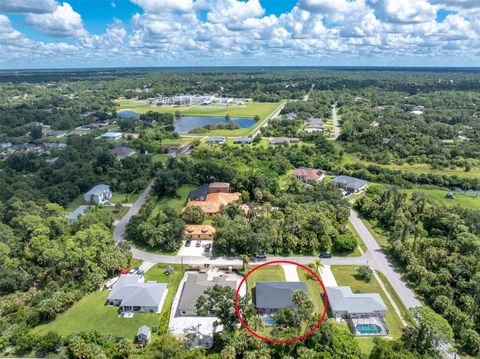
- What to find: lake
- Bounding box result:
[117,111,256,132]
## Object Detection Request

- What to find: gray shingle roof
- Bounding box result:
[108,274,167,307]
[326,286,387,315]
[84,184,110,198]
[177,273,237,313]
[137,325,151,336]
[332,176,367,191]
[67,205,89,221]
[255,282,308,310]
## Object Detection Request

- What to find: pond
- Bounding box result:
[117,111,256,132]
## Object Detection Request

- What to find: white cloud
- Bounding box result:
[367,0,438,24]
[23,2,87,37]
[0,0,58,14]
[129,0,194,13]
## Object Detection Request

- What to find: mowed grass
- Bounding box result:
[34,264,185,341]
[34,291,159,340]
[153,184,197,215]
[245,265,285,296]
[405,188,480,210]
[330,265,404,339]
[297,267,326,314]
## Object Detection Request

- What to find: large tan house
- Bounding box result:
[184,225,216,241]
[183,183,243,218]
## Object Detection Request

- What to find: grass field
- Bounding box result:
[34,264,185,340]
[330,265,404,339]
[297,267,326,314]
[405,187,480,210]
[153,184,197,215]
[34,291,159,340]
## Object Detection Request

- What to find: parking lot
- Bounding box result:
[177,240,213,257]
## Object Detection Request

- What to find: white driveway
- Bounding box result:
[320,265,338,287]
[177,240,213,257]
[281,264,300,282]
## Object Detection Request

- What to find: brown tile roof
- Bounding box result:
[184,225,216,236]
[291,168,325,182]
[184,192,242,214]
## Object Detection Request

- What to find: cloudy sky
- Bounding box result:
[1,0,479,68]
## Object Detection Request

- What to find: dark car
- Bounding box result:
[185,239,192,247]
[204,243,211,252]
[196,240,202,247]
[319,253,332,259]
[344,191,352,197]
[255,252,267,259]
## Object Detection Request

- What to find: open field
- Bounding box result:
[34,264,185,340]
[153,184,197,215]
[405,187,480,210]
[33,291,159,340]
[331,265,404,339]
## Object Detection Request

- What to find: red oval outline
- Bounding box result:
[235,260,329,343]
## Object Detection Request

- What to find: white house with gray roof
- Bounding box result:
[207,136,226,145]
[332,175,368,193]
[83,184,112,204]
[107,274,168,313]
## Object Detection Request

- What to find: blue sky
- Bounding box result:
[0,0,479,68]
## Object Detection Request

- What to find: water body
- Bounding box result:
[174,116,256,133]
[454,187,480,196]
[117,111,140,118]
[117,111,256,132]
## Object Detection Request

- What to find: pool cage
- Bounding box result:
[348,313,389,336]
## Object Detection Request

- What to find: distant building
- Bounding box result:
[43,142,67,150]
[177,272,237,316]
[112,146,136,160]
[255,281,308,315]
[184,225,216,241]
[292,168,325,182]
[332,175,368,193]
[326,286,388,336]
[234,136,252,144]
[83,184,112,204]
[100,132,123,141]
[270,137,300,145]
[187,183,230,201]
[0,142,12,149]
[67,205,90,223]
[207,136,226,145]
[46,130,67,138]
[107,274,167,313]
[285,113,297,120]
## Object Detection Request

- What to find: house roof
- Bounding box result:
[270,137,290,144]
[67,205,90,221]
[332,176,367,190]
[255,281,308,310]
[137,326,151,336]
[207,136,226,142]
[184,225,216,236]
[326,286,387,314]
[101,132,122,138]
[188,184,210,200]
[292,168,325,182]
[185,192,242,214]
[234,136,252,142]
[112,146,135,159]
[177,273,237,313]
[108,274,167,308]
[84,184,110,198]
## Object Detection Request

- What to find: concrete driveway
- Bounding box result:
[319,265,337,287]
[281,264,300,282]
[177,240,213,257]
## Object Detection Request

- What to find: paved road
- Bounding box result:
[249,101,286,138]
[328,104,341,140]
[303,84,315,101]
[349,210,421,309]
[113,180,154,245]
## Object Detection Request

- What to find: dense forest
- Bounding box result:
[355,187,480,355]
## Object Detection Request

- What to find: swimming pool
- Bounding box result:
[356,324,382,334]
[263,316,276,325]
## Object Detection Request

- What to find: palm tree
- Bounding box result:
[240,254,250,271]
[307,260,323,280]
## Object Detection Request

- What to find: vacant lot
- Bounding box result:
[405,187,480,210]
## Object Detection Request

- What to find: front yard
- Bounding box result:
[244,265,285,296]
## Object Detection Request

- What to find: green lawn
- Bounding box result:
[151,153,170,163]
[34,264,185,341]
[347,221,367,254]
[34,291,159,340]
[153,184,197,215]
[110,191,142,204]
[65,194,84,212]
[330,265,404,339]
[405,187,480,210]
[245,265,285,295]
[297,267,325,314]
[101,205,129,220]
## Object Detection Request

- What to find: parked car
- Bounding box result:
[205,243,211,252]
[319,253,332,259]
[344,191,352,197]
[137,269,145,276]
[196,240,202,247]
[255,252,267,259]
[185,239,192,247]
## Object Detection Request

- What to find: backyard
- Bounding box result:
[34,264,185,341]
